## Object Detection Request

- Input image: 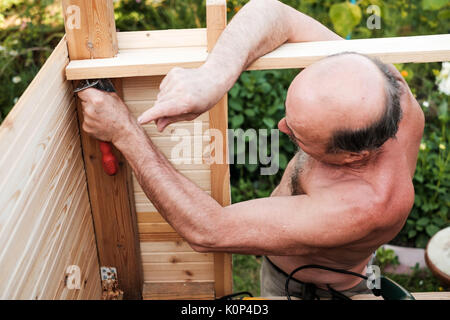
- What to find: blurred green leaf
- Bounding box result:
[421,0,449,10]
[329,2,362,37]
[425,224,440,237]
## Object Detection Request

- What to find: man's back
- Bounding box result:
[268,67,424,291]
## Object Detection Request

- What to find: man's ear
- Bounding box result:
[278,118,290,135]
[342,150,370,164]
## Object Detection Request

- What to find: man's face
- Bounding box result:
[278,117,358,165]
[278,117,329,160]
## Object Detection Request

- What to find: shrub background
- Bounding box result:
[1,0,449,294]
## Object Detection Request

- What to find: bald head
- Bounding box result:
[284,52,401,159]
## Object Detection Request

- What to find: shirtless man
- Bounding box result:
[77,0,424,298]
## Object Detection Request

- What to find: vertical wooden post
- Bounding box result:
[206,0,233,298]
[62,0,143,299]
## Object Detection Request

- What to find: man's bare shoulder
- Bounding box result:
[311,161,414,231]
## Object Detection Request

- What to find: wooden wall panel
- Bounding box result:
[0,38,101,300]
[123,76,216,298]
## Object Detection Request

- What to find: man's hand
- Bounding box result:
[77,88,134,144]
[137,64,228,132]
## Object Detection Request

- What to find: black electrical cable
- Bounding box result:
[218,291,254,300]
[285,264,368,300]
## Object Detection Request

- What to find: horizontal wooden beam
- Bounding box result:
[66,33,450,80]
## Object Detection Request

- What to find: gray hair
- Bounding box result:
[326,52,402,153]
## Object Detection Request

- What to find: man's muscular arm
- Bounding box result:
[138,0,341,130]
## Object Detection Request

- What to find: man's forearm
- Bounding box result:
[203,0,342,92]
[114,119,223,250]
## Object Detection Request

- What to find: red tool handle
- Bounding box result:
[99,141,118,176]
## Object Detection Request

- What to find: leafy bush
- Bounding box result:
[0,0,63,122]
[374,247,399,270]
[0,0,448,250]
[228,70,298,202]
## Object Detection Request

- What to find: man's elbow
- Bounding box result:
[186,230,219,253]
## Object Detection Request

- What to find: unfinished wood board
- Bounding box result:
[118,28,207,51]
[143,282,215,300]
[207,0,233,298]
[122,75,217,297]
[143,262,215,282]
[62,0,118,60]
[351,292,450,300]
[0,37,101,300]
[62,0,143,300]
[66,33,450,79]
[141,251,213,264]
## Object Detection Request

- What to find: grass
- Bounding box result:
[232,254,262,297]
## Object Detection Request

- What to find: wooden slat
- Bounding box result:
[140,233,183,242]
[135,191,212,214]
[126,100,209,122]
[142,252,213,264]
[62,0,143,300]
[139,222,177,234]
[118,29,207,50]
[140,241,196,253]
[66,34,450,80]
[143,282,215,300]
[134,170,211,193]
[143,262,215,282]
[352,292,450,300]
[0,36,101,300]
[207,0,233,299]
[1,117,83,296]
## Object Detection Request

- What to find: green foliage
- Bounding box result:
[384,264,444,292]
[232,255,261,296]
[0,0,63,122]
[229,69,298,203]
[114,0,207,31]
[329,2,362,37]
[421,0,449,11]
[374,247,400,270]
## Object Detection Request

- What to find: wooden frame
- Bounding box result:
[66,33,450,80]
[61,0,142,300]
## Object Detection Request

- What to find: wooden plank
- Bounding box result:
[140,241,196,253]
[118,29,207,51]
[207,0,233,299]
[143,282,215,300]
[143,262,215,282]
[134,170,211,193]
[62,0,118,60]
[142,252,213,264]
[140,233,183,242]
[0,37,101,300]
[138,222,177,234]
[62,0,142,300]
[1,117,83,297]
[351,292,450,300]
[66,34,450,80]
[0,37,69,158]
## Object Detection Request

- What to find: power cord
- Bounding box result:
[285,264,369,300]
